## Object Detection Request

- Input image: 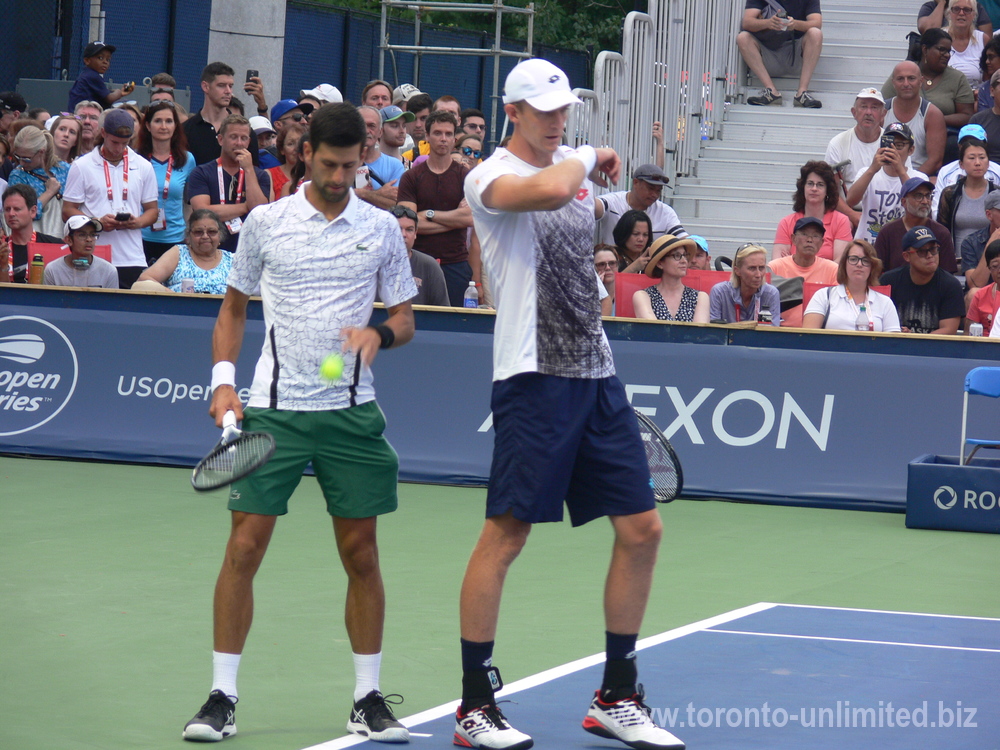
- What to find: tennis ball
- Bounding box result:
[320,353,344,382]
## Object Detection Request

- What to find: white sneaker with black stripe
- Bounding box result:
[582,687,685,750]
[453,703,533,750]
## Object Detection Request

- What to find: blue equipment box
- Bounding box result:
[906,454,1000,534]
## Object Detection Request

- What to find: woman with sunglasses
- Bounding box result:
[453,133,483,170]
[633,234,709,323]
[802,239,901,331]
[135,209,232,294]
[136,100,196,265]
[48,115,83,163]
[945,0,987,89]
[8,126,70,237]
[708,243,782,324]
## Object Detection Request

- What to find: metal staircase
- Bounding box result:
[674,0,920,259]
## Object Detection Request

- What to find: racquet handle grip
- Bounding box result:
[222,410,240,442]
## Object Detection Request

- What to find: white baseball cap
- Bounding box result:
[248,116,275,135]
[855,87,885,106]
[299,84,343,104]
[502,59,582,111]
[64,215,104,236]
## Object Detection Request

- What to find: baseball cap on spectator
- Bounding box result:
[633,163,670,186]
[503,59,581,111]
[900,176,935,199]
[855,87,885,105]
[64,215,104,235]
[986,192,1000,211]
[883,121,914,144]
[380,105,415,124]
[248,116,275,135]
[392,84,423,105]
[103,108,135,137]
[958,123,988,142]
[793,216,826,234]
[688,235,709,253]
[271,99,314,123]
[0,91,27,113]
[902,226,938,252]
[299,84,342,104]
[83,41,116,58]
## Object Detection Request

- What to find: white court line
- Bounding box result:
[771,602,1000,622]
[706,628,1000,654]
[299,601,777,750]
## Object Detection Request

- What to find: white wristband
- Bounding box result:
[569,145,597,176]
[211,361,236,392]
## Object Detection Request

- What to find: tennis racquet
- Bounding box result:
[191,411,276,492]
[634,408,683,503]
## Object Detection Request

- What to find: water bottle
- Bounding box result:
[28,253,44,285]
[463,281,479,308]
[855,304,869,331]
[776,9,792,29]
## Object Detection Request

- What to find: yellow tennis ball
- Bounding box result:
[320,353,344,382]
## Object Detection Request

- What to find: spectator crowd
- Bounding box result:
[5,1,1000,336]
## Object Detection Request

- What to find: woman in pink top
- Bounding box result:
[773,160,853,262]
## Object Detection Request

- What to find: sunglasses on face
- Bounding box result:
[595,260,617,269]
[389,205,418,221]
[280,113,307,123]
[461,146,482,159]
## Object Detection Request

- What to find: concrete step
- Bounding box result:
[820,22,914,43]
[723,105,854,128]
[690,159,804,181]
[672,195,788,222]
[673,183,791,201]
[701,144,826,164]
[719,121,845,146]
[823,8,913,24]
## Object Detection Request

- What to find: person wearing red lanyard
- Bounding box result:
[187,114,271,253]
[2,184,62,282]
[803,239,902,332]
[967,239,1000,333]
[63,108,160,289]
[137,100,196,265]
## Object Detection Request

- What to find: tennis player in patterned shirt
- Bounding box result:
[183,103,417,744]
[454,59,686,750]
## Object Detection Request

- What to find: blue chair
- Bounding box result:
[960,367,1000,464]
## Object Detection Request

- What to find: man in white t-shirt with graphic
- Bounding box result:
[182,103,417,745]
[458,58,684,750]
[847,122,928,246]
[63,108,159,288]
[595,163,686,245]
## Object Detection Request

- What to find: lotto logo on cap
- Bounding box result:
[503,59,582,112]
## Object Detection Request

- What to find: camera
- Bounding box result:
[246,69,258,83]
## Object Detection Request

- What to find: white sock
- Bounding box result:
[212,651,242,702]
[353,652,382,702]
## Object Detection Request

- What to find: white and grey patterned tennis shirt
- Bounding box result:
[228,186,417,410]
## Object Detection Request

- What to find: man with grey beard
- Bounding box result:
[874,176,956,273]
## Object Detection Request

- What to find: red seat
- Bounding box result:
[614,273,657,318]
[802,282,891,313]
[684,269,732,294]
[27,242,113,280]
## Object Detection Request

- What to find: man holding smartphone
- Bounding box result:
[847,122,927,246]
[63,108,159,288]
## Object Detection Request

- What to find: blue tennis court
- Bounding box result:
[307,603,999,750]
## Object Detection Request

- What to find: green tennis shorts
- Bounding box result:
[228,402,399,518]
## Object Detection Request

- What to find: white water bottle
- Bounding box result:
[463,281,479,308]
[855,304,869,331]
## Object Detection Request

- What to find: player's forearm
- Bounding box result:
[355,187,397,210]
[212,290,250,365]
[383,303,415,348]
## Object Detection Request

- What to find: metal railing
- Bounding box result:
[565,0,743,190]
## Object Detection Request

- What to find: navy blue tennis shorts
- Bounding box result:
[486,372,656,526]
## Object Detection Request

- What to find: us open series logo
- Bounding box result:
[0,316,79,436]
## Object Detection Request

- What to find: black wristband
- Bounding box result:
[373,324,395,349]
[257,107,268,114]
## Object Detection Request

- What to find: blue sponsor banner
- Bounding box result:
[906,454,1000,533]
[2,287,1000,511]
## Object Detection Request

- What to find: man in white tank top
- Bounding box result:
[884,61,947,177]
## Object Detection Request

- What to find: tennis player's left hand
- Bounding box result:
[590,148,621,188]
[342,326,381,367]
